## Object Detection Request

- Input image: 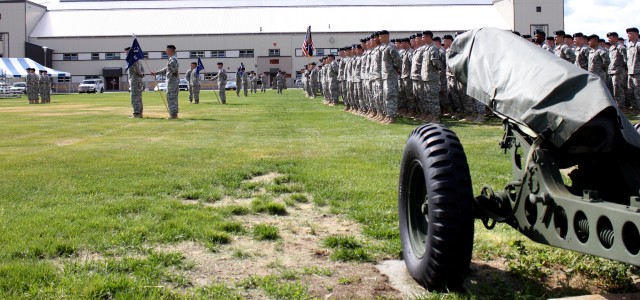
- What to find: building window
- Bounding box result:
[56,76,71,83]
[63,53,78,61]
[316,49,325,56]
[211,50,225,58]
[190,51,204,58]
[330,49,338,55]
[536,6,541,12]
[269,49,280,57]
[239,50,254,58]
[105,52,120,60]
[91,53,99,60]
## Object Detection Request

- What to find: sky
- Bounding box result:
[29,0,639,39]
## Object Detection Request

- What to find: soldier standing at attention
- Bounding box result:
[399,37,414,118]
[327,54,340,105]
[125,46,145,117]
[545,37,556,54]
[379,30,402,124]
[587,34,610,83]
[241,68,249,96]
[185,63,194,103]
[26,68,35,104]
[627,27,640,110]
[151,45,180,119]
[41,70,51,103]
[212,62,227,104]
[249,71,257,94]
[573,33,589,70]
[555,30,576,63]
[275,71,284,94]
[309,63,318,98]
[38,70,46,103]
[235,68,242,97]
[411,32,427,121]
[421,30,443,124]
[190,62,201,104]
[608,32,628,108]
[369,32,384,121]
[260,72,268,93]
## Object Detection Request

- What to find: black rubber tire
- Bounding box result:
[398,123,475,292]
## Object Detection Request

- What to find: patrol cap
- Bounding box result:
[356,45,363,49]
[607,32,619,37]
[373,31,381,37]
[573,32,584,38]
[546,37,555,41]
[390,39,396,43]
[554,30,566,36]
[403,38,411,43]
[422,30,433,38]
[217,62,223,65]
[409,35,415,39]
[433,36,442,42]
[310,62,316,65]
[327,54,335,58]
[564,34,572,39]
[443,35,454,41]
[588,34,599,40]
[166,45,176,50]
[380,30,390,35]
[360,38,366,43]
[627,27,639,33]
[416,32,423,37]
[599,38,605,43]
[124,47,131,51]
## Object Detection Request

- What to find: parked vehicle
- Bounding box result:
[179,79,189,91]
[154,82,167,92]
[10,82,27,94]
[78,79,104,93]
[224,81,237,90]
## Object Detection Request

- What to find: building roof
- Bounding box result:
[31,4,509,37]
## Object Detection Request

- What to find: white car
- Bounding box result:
[225,81,237,90]
[10,82,27,94]
[154,82,167,92]
[179,79,189,91]
[78,79,104,93]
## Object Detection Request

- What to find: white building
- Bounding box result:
[0,0,564,90]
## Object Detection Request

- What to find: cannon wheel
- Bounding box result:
[398,124,474,292]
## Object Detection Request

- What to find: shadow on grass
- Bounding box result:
[464,262,591,299]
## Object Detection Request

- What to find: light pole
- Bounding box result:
[42,46,48,68]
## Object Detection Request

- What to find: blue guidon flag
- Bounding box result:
[196,57,205,75]
[125,38,145,71]
[302,26,315,57]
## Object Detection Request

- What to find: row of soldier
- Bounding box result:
[300,30,485,125]
[25,68,52,104]
[529,28,640,111]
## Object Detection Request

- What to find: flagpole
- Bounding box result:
[131,34,169,116]
[143,58,170,115]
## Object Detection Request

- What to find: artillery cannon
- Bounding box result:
[398,27,640,291]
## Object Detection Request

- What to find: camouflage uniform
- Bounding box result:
[437,47,448,111]
[361,49,371,112]
[422,43,442,118]
[555,44,576,63]
[250,74,257,93]
[575,45,589,70]
[190,70,201,103]
[411,45,426,114]
[352,55,363,110]
[310,68,318,98]
[276,72,284,94]
[338,57,346,103]
[370,45,383,114]
[609,42,628,107]
[235,72,242,96]
[400,48,414,113]
[241,72,249,96]
[128,59,145,116]
[185,68,193,102]
[27,72,39,103]
[41,74,51,103]
[214,68,227,104]
[588,46,610,83]
[628,39,640,108]
[446,47,469,115]
[155,54,180,118]
[381,42,402,118]
[328,60,339,104]
[259,74,267,92]
[542,43,554,54]
[345,57,353,106]
[38,72,46,103]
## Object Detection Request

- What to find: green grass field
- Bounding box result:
[0,90,637,299]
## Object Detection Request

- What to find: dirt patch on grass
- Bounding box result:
[159,173,400,299]
[55,138,81,146]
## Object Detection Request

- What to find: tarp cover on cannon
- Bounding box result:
[447,27,640,151]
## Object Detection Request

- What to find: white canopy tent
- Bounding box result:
[0,57,70,78]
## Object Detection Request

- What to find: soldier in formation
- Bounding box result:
[189,62,201,104]
[275,71,285,94]
[260,72,268,92]
[40,70,51,103]
[125,46,144,117]
[241,68,249,96]
[185,63,194,103]
[212,62,227,104]
[235,68,243,97]
[250,71,258,94]
[151,45,179,119]
[26,68,39,104]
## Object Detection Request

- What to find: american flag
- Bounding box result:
[302,26,315,57]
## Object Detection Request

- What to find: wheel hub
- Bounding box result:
[407,160,429,259]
